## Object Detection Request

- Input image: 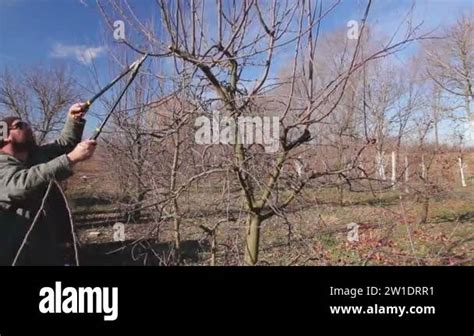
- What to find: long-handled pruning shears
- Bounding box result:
[11,53,149,267]
[86,53,149,140]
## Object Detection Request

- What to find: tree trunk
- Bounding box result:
[376,151,386,180]
[458,157,467,187]
[338,184,344,206]
[420,196,429,224]
[420,152,430,224]
[170,132,181,261]
[404,155,409,193]
[244,214,262,265]
[421,155,426,180]
[391,151,396,187]
[210,233,217,266]
[173,205,181,252]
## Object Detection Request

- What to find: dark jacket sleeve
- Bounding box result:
[39,116,86,159]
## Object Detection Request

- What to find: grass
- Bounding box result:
[66,154,474,266]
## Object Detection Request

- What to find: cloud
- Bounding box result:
[50,43,106,65]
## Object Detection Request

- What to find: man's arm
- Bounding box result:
[40,103,87,159]
[0,139,96,202]
[0,155,73,201]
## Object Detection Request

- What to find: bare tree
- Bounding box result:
[424,14,473,187]
[0,64,78,144]
[96,0,429,265]
[425,15,473,121]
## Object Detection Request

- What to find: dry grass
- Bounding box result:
[66,151,474,266]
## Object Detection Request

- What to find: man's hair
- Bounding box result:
[0,116,21,148]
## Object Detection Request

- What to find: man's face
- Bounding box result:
[8,119,36,151]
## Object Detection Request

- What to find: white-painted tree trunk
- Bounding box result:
[376,151,386,180]
[458,157,467,187]
[421,155,426,180]
[391,151,396,186]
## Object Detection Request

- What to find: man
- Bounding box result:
[0,103,97,265]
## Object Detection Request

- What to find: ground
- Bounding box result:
[65,152,474,266]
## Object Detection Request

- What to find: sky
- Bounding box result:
[0,0,103,66]
[0,0,472,141]
[1,0,472,67]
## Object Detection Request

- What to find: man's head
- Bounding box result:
[0,116,36,153]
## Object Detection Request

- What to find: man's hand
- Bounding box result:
[69,102,88,121]
[67,140,97,164]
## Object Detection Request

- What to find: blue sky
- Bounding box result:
[0,0,472,141]
[1,0,471,68]
[0,0,103,66]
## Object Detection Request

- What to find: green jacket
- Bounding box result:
[0,116,85,265]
